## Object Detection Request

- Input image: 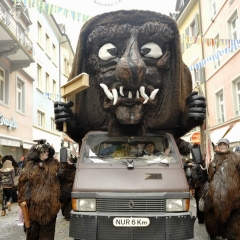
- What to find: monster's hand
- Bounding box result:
[54,101,75,132]
[186,91,206,121]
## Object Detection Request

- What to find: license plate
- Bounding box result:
[113,217,150,227]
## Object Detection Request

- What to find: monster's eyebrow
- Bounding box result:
[87,24,131,46]
[138,22,174,42]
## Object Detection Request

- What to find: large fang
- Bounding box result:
[149,89,159,100]
[119,86,124,96]
[100,83,113,100]
[112,88,118,105]
[139,86,149,104]
[136,90,140,98]
[128,91,132,98]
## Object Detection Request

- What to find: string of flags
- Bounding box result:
[12,0,91,23]
[189,39,240,71]
[181,35,238,47]
[44,92,61,101]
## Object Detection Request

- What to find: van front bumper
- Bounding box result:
[69,212,196,240]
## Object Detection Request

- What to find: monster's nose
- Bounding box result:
[115,33,146,89]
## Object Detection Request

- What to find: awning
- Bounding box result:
[210,126,229,144]
[22,140,36,149]
[224,122,240,143]
[210,123,240,144]
[0,134,21,147]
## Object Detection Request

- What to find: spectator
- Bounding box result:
[234,146,240,155]
[0,159,15,216]
[18,156,25,168]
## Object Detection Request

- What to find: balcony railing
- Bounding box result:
[0,2,33,56]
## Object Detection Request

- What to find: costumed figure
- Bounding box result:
[18,140,61,240]
[58,153,77,221]
[202,138,240,240]
[54,10,206,144]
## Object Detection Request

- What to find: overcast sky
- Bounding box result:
[46,0,177,50]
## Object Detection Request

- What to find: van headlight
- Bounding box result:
[166,199,190,212]
[72,198,96,211]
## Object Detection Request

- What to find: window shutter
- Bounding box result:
[185,27,190,48]
[195,14,199,36]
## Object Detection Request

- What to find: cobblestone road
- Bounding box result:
[0,200,210,240]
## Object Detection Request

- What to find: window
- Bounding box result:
[37,64,42,89]
[51,117,55,132]
[185,14,199,49]
[45,73,50,96]
[232,78,240,117]
[52,44,56,63]
[17,79,25,113]
[216,90,225,123]
[64,58,70,76]
[228,11,240,40]
[190,14,199,38]
[52,79,56,101]
[194,68,204,83]
[37,110,45,128]
[37,22,42,45]
[213,34,221,69]
[0,68,4,102]
[45,34,50,55]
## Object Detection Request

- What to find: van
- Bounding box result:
[69,131,196,240]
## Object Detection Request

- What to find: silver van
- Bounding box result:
[69,131,196,240]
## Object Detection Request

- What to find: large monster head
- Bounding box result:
[69,10,192,136]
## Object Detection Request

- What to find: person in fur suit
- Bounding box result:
[58,154,77,221]
[203,138,240,240]
[18,140,61,240]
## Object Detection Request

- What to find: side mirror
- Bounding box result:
[60,148,68,163]
[191,146,203,164]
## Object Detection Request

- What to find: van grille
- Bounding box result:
[96,198,166,212]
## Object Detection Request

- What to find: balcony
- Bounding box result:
[0,1,34,72]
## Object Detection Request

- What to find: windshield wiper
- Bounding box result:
[147,156,169,167]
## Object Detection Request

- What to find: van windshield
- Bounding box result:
[81,133,179,164]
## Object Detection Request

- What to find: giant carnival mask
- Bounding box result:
[54,10,206,143]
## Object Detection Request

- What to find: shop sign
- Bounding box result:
[0,113,18,130]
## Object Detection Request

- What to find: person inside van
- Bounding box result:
[136,142,160,157]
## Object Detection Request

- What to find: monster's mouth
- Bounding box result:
[100,82,159,110]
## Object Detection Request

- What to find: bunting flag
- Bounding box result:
[12,0,91,23]
[189,39,240,71]
[44,92,62,101]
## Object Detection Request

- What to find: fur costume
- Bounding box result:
[190,164,208,223]
[54,10,206,144]
[58,154,77,220]
[18,140,61,240]
[203,150,240,239]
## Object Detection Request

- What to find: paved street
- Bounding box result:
[0,199,209,240]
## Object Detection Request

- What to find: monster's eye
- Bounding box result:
[99,43,117,60]
[140,42,163,58]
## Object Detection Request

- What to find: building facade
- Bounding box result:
[0,0,74,161]
[0,0,35,160]
[175,0,240,149]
